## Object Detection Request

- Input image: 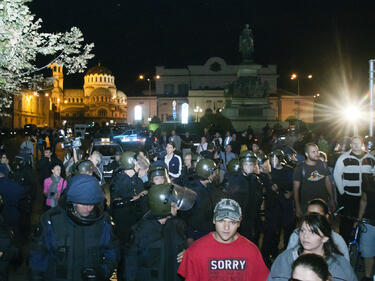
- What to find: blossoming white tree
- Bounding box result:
[0,0,94,115]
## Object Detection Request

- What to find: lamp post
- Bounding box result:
[290,73,312,96]
[369,60,375,136]
[139,74,160,95]
[193,105,203,122]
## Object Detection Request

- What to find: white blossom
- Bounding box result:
[0,0,94,116]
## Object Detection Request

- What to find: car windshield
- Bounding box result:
[94,145,122,156]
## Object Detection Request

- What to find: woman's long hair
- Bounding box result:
[298,213,342,259]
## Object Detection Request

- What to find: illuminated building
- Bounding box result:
[12,63,127,128]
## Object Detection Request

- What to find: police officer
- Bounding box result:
[104,150,122,174]
[0,164,26,243]
[237,150,263,243]
[125,183,196,281]
[109,151,146,280]
[186,158,220,243]
[269,149,295,249]
[226,158,240,174]
[149,163,170,186]
[257,153,280,266]
[0,194,18,281]
[29,174,119,280]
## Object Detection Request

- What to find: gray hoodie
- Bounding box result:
[267,248,357,281]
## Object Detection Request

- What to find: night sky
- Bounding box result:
[30,0,375,99]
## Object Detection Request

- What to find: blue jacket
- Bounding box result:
[164,154,182,179]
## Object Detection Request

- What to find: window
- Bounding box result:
[164,84,175,95]
[98,109,107,117]
[207,100,212,103]
[134,105,142,121]
[100,77,102,82]
[295,101,300,105]
[177,84,189,95]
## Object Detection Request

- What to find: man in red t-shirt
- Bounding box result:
[178,198,269,281]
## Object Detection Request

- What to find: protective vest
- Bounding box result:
[43,208,112,281]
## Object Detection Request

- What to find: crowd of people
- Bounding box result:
[0,123,374,281]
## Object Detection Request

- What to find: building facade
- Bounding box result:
[13,90,52,129]
[12,63,127,129]
[52,64,127,126]
[126,96,157,125]
[155,57,278,96]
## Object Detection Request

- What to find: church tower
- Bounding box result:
[49,63,64,90]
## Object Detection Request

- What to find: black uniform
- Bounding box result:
[125,217,186,281]
[29,206,119,280]
[259,172,280,265]
[0,216,17,281]
[240,173,263,243]
[270,165,295,248]
[110,170,146,241]
[177,166,195,186]
[185,179,218,240]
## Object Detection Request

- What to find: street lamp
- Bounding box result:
[193,106,203,122]
[139,74,161,95]
[290,73,312,96]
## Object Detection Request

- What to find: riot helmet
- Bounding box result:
[120,151,137,170]
[77,160,95,174]
[239,150,258,164]
[66,174,105,225]
[149,164,170,185]
[269,149,286,168]
[257,153,269,166]
[196,158,217,179]
[227,158,240,173]
[191,153,203,168]
[147,183,197,218]
[239,150,258,175]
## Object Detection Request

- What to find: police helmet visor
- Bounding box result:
[170,185,197,211]
[67,202,104,225]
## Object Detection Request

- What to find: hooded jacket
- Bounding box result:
[267,247,357,281]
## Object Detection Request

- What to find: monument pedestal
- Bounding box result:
[223,64,276,122]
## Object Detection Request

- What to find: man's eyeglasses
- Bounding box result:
[289,278,303,281]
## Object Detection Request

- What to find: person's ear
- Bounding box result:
[322,236,329,244]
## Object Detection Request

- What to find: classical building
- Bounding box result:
[13,89,52,129]
[12,64,127,129]
[155,57,277,96]
[52,64,127,126]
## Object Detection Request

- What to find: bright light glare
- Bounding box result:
[341,106,361,122]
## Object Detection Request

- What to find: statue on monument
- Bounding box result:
[239,24,254,63]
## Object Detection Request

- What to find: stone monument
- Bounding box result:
[221,25,276,122]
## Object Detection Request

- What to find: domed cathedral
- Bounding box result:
[50,63,127,126]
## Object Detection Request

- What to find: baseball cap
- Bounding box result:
[213,198,242,222]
